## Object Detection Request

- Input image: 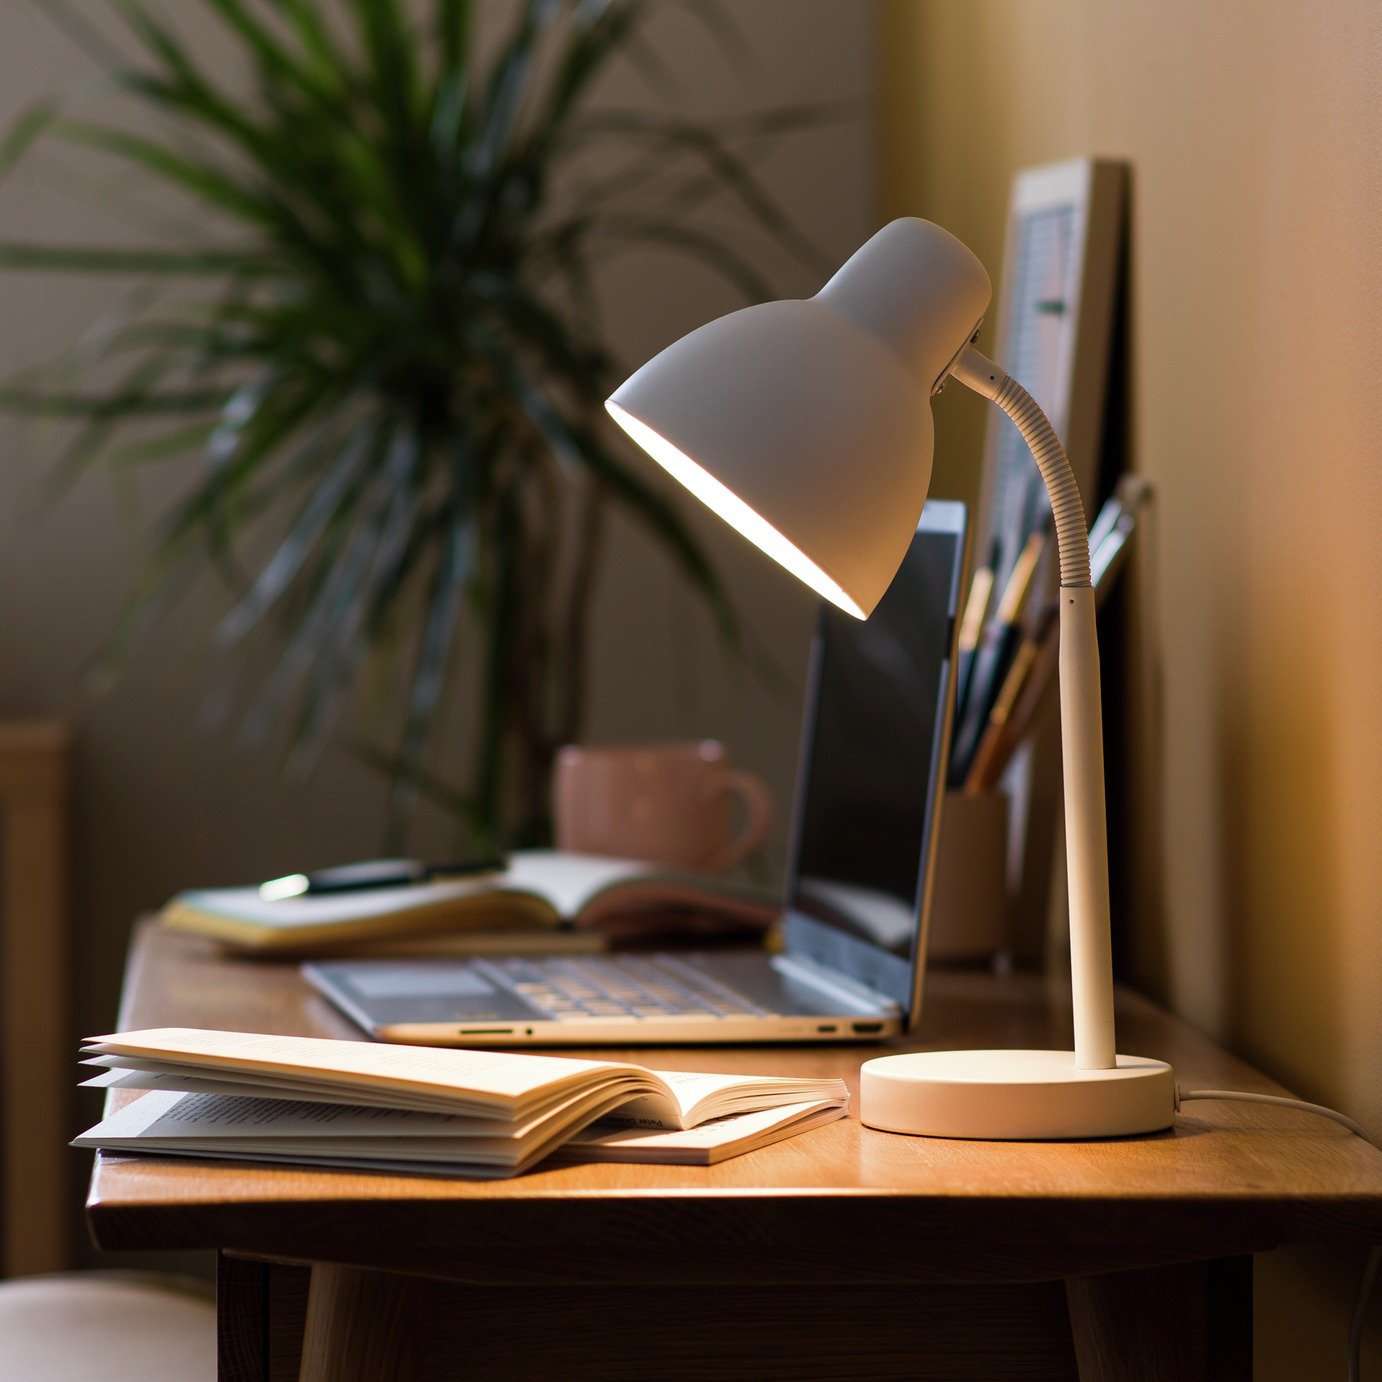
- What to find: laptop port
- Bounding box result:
[851,1021,884,1035]
[817,1024,838,1034]
[457,1028,513,1036]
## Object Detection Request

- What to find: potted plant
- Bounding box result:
[0,0,823,848]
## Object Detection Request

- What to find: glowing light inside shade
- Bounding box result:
[606,401,865,619]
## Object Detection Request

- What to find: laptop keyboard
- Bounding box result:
[477,956,776,1021]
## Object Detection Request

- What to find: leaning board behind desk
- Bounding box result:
[89,920,1382,1381]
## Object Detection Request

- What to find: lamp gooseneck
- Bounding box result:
[950,346,1091,587]
[950,344,1115,1071]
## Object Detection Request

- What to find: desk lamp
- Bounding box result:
[606,218,1174,1139]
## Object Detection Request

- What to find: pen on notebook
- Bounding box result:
[258,856,507,901]
[953,540,998,725]
[948,523,1048,784]
[964,604,1058,794]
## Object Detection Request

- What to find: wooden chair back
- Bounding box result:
[0,721,72,1275]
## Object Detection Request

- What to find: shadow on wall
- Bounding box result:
[1093,171,1178,1014]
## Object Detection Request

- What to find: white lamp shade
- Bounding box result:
[606,219,991,617]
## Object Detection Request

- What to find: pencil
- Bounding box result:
[947,524,1048,784]
[953,542,998,726]
[963,605,1058,793]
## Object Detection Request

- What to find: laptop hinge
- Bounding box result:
[772,953,902,1016]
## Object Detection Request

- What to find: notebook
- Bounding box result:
[305,500,968,1046]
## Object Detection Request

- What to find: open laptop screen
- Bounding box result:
[782,500,967,1017]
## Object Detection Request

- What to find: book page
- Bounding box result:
[83,1068,452,1111]
[505,850,777,934]
[82,1063,582,1124]
[606,1069,850,1128]
[564,1101,847,1164]
[76,1090,504,1141]
[85,1061,705,1143]
[501,851,658,918]
[83,1029,665,1112]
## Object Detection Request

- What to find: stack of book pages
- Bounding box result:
[75,1029,849,1177]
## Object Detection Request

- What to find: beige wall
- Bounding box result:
[878,0,1382,1374]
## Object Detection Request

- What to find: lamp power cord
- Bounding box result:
[1176,1087,1382,1382]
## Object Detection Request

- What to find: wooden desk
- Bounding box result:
[88,923,1382,1381]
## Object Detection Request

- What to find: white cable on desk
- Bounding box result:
[1178,1089,1368,1140]
[1177,1087,1379,1382]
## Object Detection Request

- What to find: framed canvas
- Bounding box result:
[975,157,1127,592]
[969,157,1128,963]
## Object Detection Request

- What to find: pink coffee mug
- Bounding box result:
[552,740,772,874]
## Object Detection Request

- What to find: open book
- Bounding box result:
[160,850,777,954]
[75,1029,849,1176]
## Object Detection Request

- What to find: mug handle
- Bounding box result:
[707,771,773,873]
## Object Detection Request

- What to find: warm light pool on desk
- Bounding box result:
[606,217,1174,1140]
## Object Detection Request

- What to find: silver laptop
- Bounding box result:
[304,500,968,1046]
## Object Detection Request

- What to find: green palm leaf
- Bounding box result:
[2,0,829,847]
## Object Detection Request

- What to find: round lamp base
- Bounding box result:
[860,1049,1176,1140]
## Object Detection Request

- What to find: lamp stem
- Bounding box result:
[1057,587,1117,1069]
[950,346,1116,1070]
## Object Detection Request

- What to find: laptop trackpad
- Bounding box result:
[325,962,543,1023]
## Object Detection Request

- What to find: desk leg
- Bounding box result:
[299,1265,422,1382]
[1065,1256,1252,1381]
[217,1253,310,1382]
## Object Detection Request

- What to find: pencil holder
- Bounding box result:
[926,790,1010,964]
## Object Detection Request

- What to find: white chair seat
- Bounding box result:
[0,1272,215,1381]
